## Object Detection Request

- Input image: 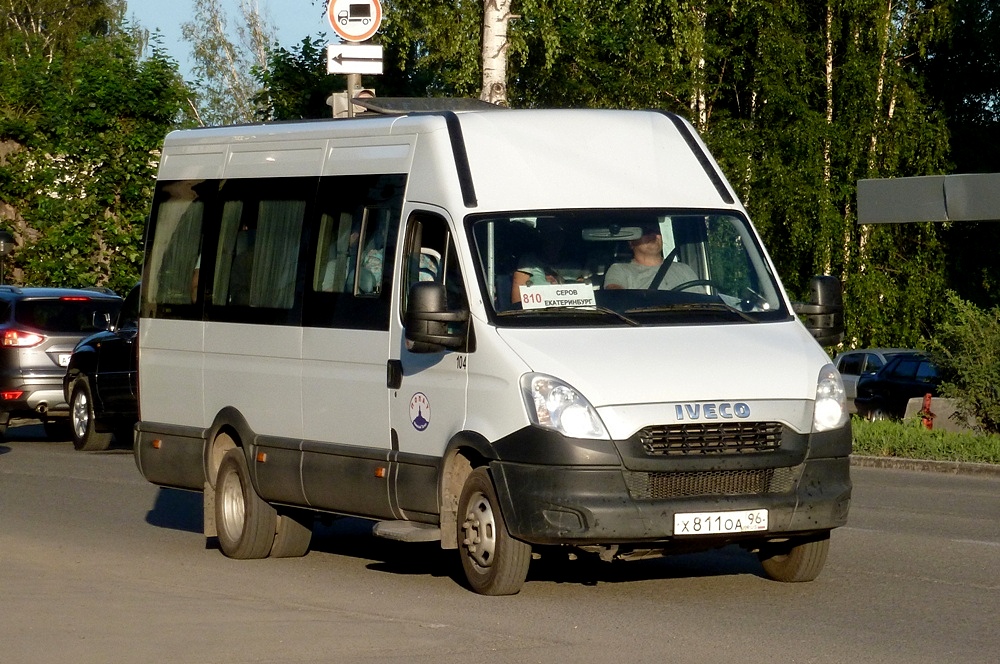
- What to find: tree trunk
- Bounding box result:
[480,0,512,105]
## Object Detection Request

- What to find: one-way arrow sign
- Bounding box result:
[327,44,383,75]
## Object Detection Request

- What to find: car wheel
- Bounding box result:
[758,531,831,582]
[457,467,531,595]
[70,381,112,451]
[866,406,886,422]
[215,447,277,559]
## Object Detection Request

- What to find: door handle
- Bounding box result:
[387,359,403,390]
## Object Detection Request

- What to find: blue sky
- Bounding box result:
[125,0,335,78]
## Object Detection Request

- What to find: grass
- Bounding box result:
[851,416,1000,465]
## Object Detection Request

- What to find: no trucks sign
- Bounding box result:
[327,0,383,42]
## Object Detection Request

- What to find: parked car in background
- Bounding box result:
[834,347,914,406]
[0,286,123,439]
[63,284,139,451]
[854,351,940,420]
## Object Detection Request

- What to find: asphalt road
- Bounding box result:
[1,423,998,664]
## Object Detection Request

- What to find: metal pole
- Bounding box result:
[346,73,361,118]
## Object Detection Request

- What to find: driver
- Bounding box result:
[604,224,699,290]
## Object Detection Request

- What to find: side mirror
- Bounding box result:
[793,275,844,347]
[405,282,469,353]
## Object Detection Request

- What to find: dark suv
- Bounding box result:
[63,284,140,451]
[0,286,123,439]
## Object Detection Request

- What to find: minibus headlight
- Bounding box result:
[520,373,610,440]
[813,363,848,432]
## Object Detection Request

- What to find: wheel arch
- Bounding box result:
[204,406,257,488]
[438,430,497,550]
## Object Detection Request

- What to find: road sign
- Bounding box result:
[327,44,383,75]
[328,0,382,42]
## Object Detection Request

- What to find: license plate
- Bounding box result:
[58,353,71,367]
[674,509,768,536]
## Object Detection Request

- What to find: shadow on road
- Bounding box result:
[146,487,204,533]
[142,487,766,588]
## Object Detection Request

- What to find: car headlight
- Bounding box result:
[813,363,848,432]
[520,373,610,440]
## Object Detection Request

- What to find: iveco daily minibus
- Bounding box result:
[134,102,850,595]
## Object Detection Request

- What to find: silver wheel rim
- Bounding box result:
[461,490,497,570]
[72,390,89,440]
[219,469,246,542]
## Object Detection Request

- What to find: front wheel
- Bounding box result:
[70,380,112,451]
[758,532,830,582]
[215,447,277,559]
[457,467,531,595]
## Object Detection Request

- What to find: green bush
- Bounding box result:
[852,416,1000,464]
[927,293,1000,434]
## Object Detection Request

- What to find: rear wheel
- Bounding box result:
[70,381,112,451]
[457,467,531,595]
[758,532,831,582]
[215,447,277,559]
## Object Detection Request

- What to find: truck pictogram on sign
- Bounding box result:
[328,0,382,42]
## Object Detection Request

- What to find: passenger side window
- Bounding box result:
[838,355,862,376]
[302,174,405,331]
[212,195,306,310]
[144,180,207,309]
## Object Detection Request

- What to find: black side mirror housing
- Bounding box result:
[405,282,469,353]
[793,275,844,347]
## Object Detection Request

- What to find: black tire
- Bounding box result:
[758,532,831,582]
[214,447,277,559]
[269,511,313,558]
[457,467,531,595]
[70,381,112,451]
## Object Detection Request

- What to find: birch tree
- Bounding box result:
[182,0,276,125]
[480,0,513,104]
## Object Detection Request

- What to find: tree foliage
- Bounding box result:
[927,293,1000,434]
[0,8,188,293]
[254,37,346,120]
[379,0,957,348]
[182,0,276,125]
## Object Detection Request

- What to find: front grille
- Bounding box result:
[639,422,783,456]
[624,465,800,500]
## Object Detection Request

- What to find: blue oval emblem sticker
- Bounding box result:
[409,392,431,431]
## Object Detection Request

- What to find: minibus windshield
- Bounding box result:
[468,210,790,327]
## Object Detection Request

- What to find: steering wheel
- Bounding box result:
[669,278,720,292]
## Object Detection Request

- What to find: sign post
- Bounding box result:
[326,0,384,118]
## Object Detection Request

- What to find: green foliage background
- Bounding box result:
[0,6,188,294]
[0,0,998,360]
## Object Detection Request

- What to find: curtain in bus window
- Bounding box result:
[250,199,305,308]
[212,201,245,306]
[148,198,204,305]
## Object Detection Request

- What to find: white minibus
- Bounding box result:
[135,103,850,595]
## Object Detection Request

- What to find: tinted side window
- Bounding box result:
[838,355,862,376]
[865,354,885,372]
[302,174,405,331]
[889,359,920,379]
[143,180,210,316]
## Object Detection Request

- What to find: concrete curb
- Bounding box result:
[850,454,1000,477]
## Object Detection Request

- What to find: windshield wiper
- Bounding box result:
[498,305,640,326]
[625,301,759,323]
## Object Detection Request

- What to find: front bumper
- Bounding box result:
[489,423,852,546]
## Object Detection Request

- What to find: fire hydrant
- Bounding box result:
[919,393,935,430]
